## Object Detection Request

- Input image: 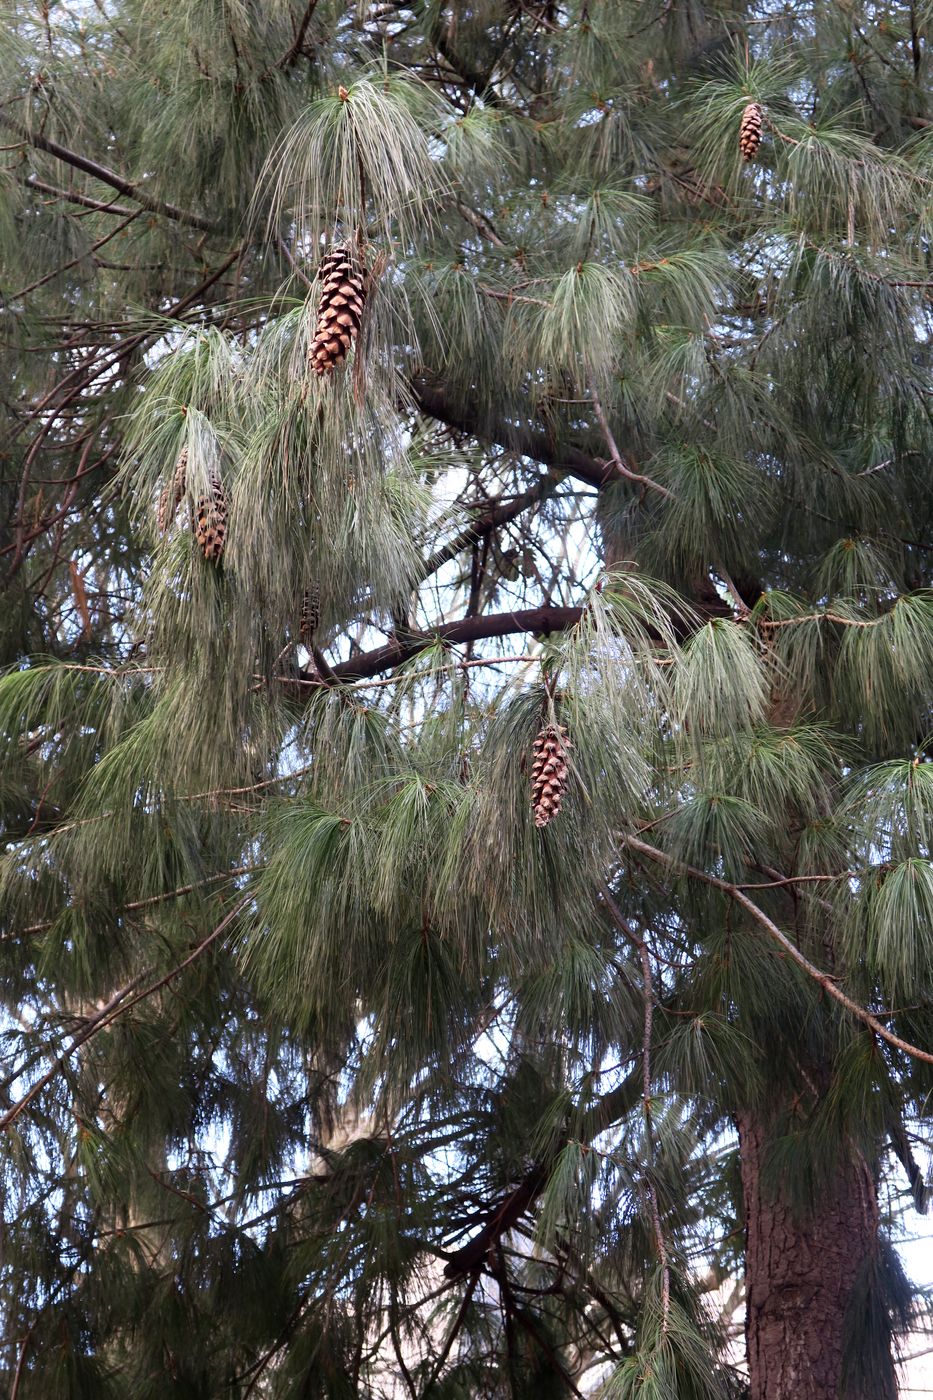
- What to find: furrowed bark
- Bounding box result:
[739,1113,891,1400]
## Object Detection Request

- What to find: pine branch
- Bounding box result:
[419,474,563,582]
[2,115,218,232]
[0,896,250,1133]
[443,1064,643,1279]
[413,375,626,492]
[623,835,933,1067]
[588,380,674,501]
[321,604,584,684]
[274,0,320,69]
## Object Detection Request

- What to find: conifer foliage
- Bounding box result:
[1,4,933,1400]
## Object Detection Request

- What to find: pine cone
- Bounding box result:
[739,102,762,161]
[157,446,188,533]
[530,723,571,829]
[193,469,228,562]
[300,584,320,644]
[309,247,367,376]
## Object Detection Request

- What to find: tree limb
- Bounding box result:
[412,374,625,492]
[3,114,217,232]
[322,604,584,684]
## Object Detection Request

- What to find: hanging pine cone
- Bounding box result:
[157,446,188,533]
[308,247,367,376]
[300,584,320,644]
[739,102,762,161]
[193,469,228,562]
[530,723,572,829]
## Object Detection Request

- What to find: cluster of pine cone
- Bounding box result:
[157,446,229,562]
[530,722,571,828]
[156,245,368,563]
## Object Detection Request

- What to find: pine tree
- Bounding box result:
[1,5,932,1399]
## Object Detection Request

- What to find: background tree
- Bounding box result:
[1,2,932,1397]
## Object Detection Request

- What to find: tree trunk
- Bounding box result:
[739,1112,890,1400]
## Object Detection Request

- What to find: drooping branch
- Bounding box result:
[623,834,933,1067]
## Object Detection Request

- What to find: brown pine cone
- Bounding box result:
[739,102,762,161]
[308,247,367,376]
[193,468,227,562]
[530,723,572,829]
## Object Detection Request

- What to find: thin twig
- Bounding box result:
[588,382,674,500]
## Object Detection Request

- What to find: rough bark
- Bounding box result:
[739,1112,889,1400]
